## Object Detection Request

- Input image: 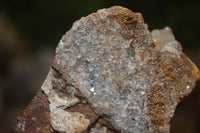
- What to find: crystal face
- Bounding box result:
[54,8,153,132]
[48,6,199,133]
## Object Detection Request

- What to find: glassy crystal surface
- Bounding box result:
[48,6,199,133]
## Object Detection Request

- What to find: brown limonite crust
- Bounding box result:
[12,89,55,133]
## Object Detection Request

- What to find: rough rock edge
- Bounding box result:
[12,89,56,133]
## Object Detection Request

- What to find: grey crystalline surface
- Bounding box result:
[41,6,200,133]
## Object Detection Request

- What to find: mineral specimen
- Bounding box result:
[13,6,200,133]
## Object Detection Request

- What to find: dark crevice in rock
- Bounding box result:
[86,116,102,133]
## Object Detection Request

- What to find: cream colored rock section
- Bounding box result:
[152,27,182,57]
[50,107,90,133]
[41,68,80,108]
[41,68,90,132]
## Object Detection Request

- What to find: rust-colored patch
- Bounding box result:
[181,53,200,80]
[12,89,56,133]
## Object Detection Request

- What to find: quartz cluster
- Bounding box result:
[13,6,200,133]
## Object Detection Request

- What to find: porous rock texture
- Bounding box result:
[13,6,200,133]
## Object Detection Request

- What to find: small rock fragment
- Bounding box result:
[13,6,200,133]
[12,90,55,133]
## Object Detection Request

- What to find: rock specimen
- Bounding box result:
[13,6,200,133]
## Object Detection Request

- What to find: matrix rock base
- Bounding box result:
[13,6,200,133]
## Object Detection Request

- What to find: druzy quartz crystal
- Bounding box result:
[13,6,200,133]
